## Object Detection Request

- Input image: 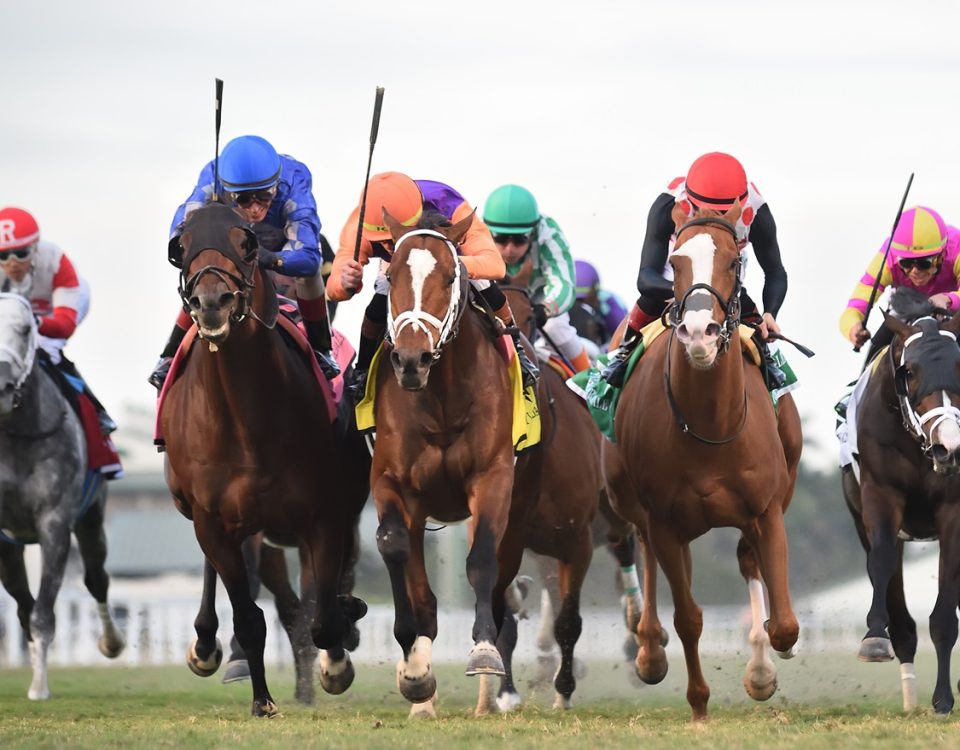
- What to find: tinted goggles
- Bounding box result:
[492,233,531,246]
[898,256,938,272]
[0,244,35,262]
[231,186,278,208]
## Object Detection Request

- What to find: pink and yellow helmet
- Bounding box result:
[890,206,948,259]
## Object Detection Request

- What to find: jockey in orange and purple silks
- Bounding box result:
[330,171,539,400]
[840,206,960,356]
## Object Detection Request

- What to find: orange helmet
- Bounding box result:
[361,172,423,242]
[685,152,748,210]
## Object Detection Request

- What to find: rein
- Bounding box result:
[386,229,468,362]
[890,320,960,457]
[661,218,748,445]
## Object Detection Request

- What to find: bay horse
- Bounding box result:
[161,203,366,716]
[602,201,803,720]
[841,287,960,714]
[0,293,124,699]
[473,285,601,714]
[371,211,540,718]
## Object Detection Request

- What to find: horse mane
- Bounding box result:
[418,210,453,230]
[889,287,935,324]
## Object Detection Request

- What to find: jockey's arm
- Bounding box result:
[453,204,506,280]
[839,249,889,343]
[635,193,676,300]
[749,204,787,320]
[328,205,373,301]
[271,162,321,278]
[38,253,81,340]
[535,216,577,316]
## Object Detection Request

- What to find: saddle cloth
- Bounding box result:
[355,337,542,455]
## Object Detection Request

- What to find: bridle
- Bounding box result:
[386,229,468,363]
[0,292,38,410]
[890,318,960,459]
[663,217,748,445]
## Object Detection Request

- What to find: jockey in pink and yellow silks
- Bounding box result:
[840,206,960,350]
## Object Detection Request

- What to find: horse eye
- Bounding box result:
[729,260,738,271]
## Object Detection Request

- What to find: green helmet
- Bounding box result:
[483,184,539,234]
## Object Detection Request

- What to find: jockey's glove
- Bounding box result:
[257,248,283,270]
[533,303,549,329]
[252,222,287,252]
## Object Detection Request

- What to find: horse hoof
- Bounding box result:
[622,635,639,662]
[398,670,437,704]
[318,652,355,695]
[342,623,361,653]
[409,695,438,719]
[496,691,522,713]
[660,630,670,647]
[98,634,126,659]
[858,636,895,663]
[186,638,223,677]
[552,692,573,710]
[636,646,668,685]
[465,642,504,676]
[744,667,778,701]
[251,699,280,718]
[221,658,250,683]
[776,644,798,660]
[27,686,50,701]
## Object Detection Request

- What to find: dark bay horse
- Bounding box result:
[474,285,601,714]
[371,211,540,718]
[603,202,802,720]
[0,293,124,699]
[161,203,366,716]
[842,288,960,714]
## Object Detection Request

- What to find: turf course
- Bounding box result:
[0,653,958,749]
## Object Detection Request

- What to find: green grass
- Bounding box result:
[0,654,958,749]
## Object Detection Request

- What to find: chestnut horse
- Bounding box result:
[842,289,960,714]
[603,202,802,720]
[474,285,601,714]
[161,203,366,716]
[371,211,539,718]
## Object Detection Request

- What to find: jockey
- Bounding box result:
[602,152,789,388]
[841,205,960,355]
[328,171,539,399]
[574,259,629,346]
[148,135,338,390]
[0,207,116,435]
[482,185,592,373]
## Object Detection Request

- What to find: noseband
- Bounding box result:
[891,319,960,459]
[665,217,742,353]
[386,229,468,363]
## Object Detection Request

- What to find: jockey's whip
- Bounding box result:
[767,332,815,358]
[538,324,575,372]
[855,172,914,352]
[212,78,224,203]
[351,86,385,275]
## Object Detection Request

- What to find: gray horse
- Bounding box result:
[0,293,124,699]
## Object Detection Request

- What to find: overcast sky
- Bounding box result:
[3,0,960,472]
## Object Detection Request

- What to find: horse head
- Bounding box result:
[173,203,277,345]
[667,201,743,368]
[884,289,960,474]
[0,293,38,415]
[383,208,471,390]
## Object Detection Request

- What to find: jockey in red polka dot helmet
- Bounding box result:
[601,152,788,389]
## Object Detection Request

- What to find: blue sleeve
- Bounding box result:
[170,161,217,237]
[273,157,321,278]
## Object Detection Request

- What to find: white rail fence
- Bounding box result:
[0,584,935,668]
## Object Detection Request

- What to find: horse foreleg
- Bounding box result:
[885,542,919,711]
[72,495,125,659]
[193,514,275,717]
[551,526,593,710]
[649,520,709,721]
[0,544,34,673]
[858,483,903,662]
[632,514,667,685]
[27,519,71,700]
[736,536,777,702]
[186,557,223,677]
[930,522,960,714]
[260,544,315,705]
[221,535,263,683]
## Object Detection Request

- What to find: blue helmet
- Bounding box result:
[219,135,281,192]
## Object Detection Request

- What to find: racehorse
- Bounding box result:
[602,201,803,720]
[370,211,540,718]
[841,287,960,714]
[161,203,366,716]
[473,285,601,714]
[0,293,124,699]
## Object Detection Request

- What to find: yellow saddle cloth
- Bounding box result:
[355,343,541,454]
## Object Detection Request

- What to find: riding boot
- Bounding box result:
[494,301,539,387]
[601,303,659,387]
[148,322,189,392]
[347,318,387,402]
[58,356,118,435]
[303,319,340,381]
[753,333,787,391]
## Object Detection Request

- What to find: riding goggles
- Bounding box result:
[230,186,278,208]
[492,233,531,246]
[0,243,36,262]
[898,255,939,272]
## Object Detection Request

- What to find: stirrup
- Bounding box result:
[98,413,118,436]
[314,350,340,380]
[601,332,639,387]
[518,349,540,387]
[148,356,173,392]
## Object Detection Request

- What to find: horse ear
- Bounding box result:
[944,310,960,337]
[443,209,475,246]
[723,199,743,226]
[168,233,186,269]
[382,208,407,242]
[882,308,915,340]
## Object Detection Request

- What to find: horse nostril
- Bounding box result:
[189,296,201,310]
[390,351,401,369]
[219,293,235,307]
[706,323,721,337]
[677,324,689,339]
[931,444,950,463]
[419,352,432,367]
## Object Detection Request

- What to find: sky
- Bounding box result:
[3,0,960,472]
